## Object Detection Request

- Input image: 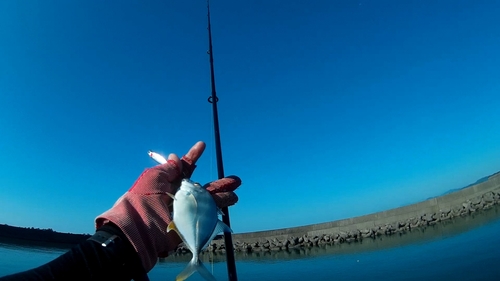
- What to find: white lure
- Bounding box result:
[167,179,232,281]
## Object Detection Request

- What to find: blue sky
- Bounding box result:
[1,0,500,235]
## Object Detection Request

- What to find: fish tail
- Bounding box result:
[176,256,217,281]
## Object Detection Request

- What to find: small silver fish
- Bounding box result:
[167,179,232,281]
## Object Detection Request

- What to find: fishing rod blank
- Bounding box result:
[206,1,238,280]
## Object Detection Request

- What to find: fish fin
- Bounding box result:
[175,258,197,281]
[165,192,176,200]
[201,220,233,251]
[167,221,179,234]
[196,259,217,281]
[176,258,216,281]
[215,219,233,234]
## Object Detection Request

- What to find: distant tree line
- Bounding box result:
[0,224,91,246]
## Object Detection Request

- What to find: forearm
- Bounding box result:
[0,224,147,281]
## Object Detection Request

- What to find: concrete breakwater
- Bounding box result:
[171,172,500,255]
[163,203,500,264]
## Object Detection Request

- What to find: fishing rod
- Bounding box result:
[206,1,238,281]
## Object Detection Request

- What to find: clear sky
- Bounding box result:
[1,1,500,235]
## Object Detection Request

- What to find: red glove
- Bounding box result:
[95,141,240,272]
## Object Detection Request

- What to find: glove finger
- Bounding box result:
[157,155,182,182]
[204,176,241,194]
[128,159,180,193]
[212,192,239,208]
[181,141,206,178]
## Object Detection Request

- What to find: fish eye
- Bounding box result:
[194,182,202,188]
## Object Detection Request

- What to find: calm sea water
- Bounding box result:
[2,206,500,281]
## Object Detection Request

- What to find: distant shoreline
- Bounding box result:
[1,171,499,251]
[0,224,90,249]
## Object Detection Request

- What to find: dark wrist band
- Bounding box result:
[88,230,121,247]
[87,224,150,281]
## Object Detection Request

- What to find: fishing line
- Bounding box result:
[210,248,214,275]
[209,105,215,181]
[209,104,216,274]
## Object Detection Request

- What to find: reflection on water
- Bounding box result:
[162,204,500,264]
[0,242,65,277]
[154,206,500,281]
[0,240,68,254]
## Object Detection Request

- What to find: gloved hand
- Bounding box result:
[95,141,240,272]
